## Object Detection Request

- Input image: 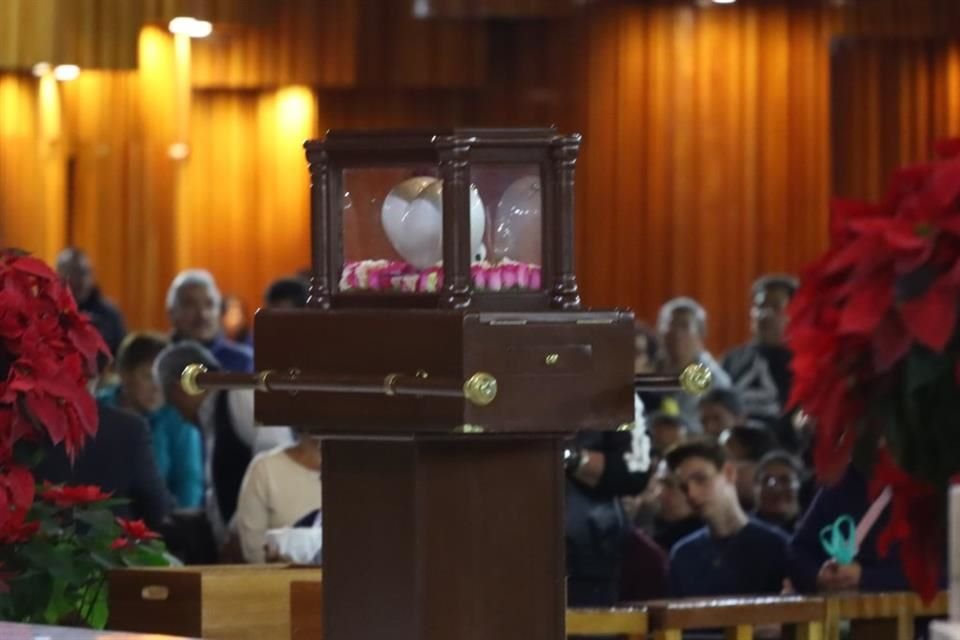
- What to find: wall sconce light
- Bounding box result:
[32,62,51,77]
[53,65,81,81]
[168,17,213,38]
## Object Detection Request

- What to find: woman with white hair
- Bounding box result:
[166,269,254,373]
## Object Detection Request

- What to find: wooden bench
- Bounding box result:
[109,565,322,640]
[645,596,825,640]
[566,606,648,639]
[564,592,949,640]
[290,579,958,640]
[829,592,949,640]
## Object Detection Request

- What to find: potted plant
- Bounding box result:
[0,250,167,627]
[787,139,960,601]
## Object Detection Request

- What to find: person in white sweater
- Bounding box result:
[235,433,323,563]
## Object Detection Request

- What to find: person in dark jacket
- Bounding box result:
[166,269,254,373]
[722,274,799,449]
[565,396,650,609]
[788,465,910,593]
[264,276,309,309]
[56,248,126,356]
[33,401,171,531]
[722,274,797,419]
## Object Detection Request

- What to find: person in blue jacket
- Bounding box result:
[98,332,204,508]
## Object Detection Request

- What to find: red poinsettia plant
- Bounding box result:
[0,250,167,627]
[787,139,960,601]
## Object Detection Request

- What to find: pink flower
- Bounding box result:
[472,265,488,290]
[367,268,384,290]
[516,263,531,289]
[529,266,542,290]
[487,267,503,292]
[501,263,519,289]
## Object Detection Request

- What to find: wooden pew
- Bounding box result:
[109,565,322,640]
[645,596,826,640]
[291,580,324,640]
[564,592,948,640]
[566,607,648,639]
[827,592,948,640]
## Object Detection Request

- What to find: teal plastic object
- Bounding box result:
[819,514,857,565]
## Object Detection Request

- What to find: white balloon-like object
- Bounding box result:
[380,177,486,270]
[493,175,542,265]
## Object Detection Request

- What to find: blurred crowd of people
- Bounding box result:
[40,248,917,609]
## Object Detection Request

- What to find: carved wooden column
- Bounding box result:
[438,136,474,310]
[550,135,582,310]
[305,146,332,309]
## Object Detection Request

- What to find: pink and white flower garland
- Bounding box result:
[340,259,542,293]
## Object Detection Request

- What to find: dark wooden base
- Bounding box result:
[323,437,565,640]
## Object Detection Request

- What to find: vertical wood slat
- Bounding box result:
[725,624,755,640]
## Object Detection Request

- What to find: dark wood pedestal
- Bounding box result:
[322,437,565,640]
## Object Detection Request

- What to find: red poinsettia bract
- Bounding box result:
[869,449,942,603]
[0,251,108,462]
[788,139,960,600]
[112,518,161,550]
[39,483,113,508]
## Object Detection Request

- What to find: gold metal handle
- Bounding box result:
[181,363,207,396]
[141,585,170,601]
[462,372,498,406]
[679,363,713,396]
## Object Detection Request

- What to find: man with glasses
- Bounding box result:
[666,441,789,597]
[753,451,803,533]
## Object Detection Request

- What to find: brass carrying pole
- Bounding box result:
[180,365,499,407]
[635,363,713,396]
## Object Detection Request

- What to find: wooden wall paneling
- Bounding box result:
[55,0,143,70]
[142,0,274,24]
[572,3,832,351]
[356,0,487,88]
[0,0,58,70]
[833,0,960,38]
[59,26,180,332]
[5,0,960,345]
[831,37,960,201]
[0,0,145,71]
[0,73,63,259]
[190,0,359,89]
[178,87,317,321]
[412,0,596,19]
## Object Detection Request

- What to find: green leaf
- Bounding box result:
[42,577,72,625]
[90,551,119,571]
[79,579,109,630]
[122,545,170,568]
[74,510,119,533]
